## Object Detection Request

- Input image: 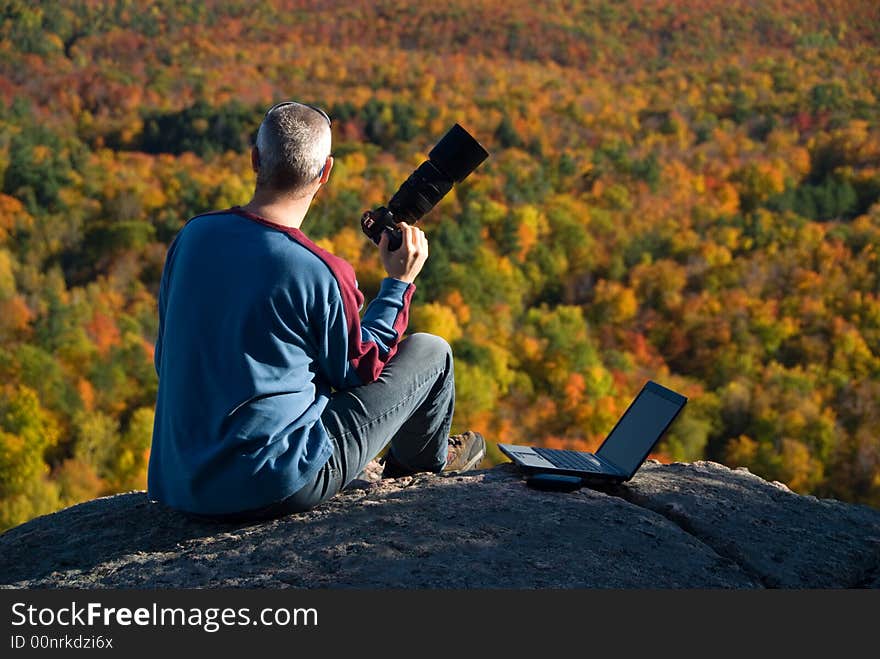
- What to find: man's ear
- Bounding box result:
[318,155,334,184]
[251,146,260,173]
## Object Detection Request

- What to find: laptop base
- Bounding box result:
[498,443,627,484]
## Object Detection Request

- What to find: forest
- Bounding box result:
[0,0,878,530]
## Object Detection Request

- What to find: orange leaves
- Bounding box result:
[85,311,121,358]
[563,372,585,405]
[0,194,33,242]
[442,290,470,325]
[0,296,33,338]
[76,378,96,412]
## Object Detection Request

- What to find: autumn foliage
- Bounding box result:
[0,0,879,529]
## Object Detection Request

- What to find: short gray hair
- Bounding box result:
[255,101,331,195]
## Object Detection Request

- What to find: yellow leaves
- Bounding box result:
[511,206,547,253]
[123,407,154,459]
[317,226,363,265]
[715,226,741,251]
[830,119,875,164]
[699,292,724,316]
[0,384,60,485]
[43,32,64,52]
[779,438,824,493]
[0,248,14,300]
[585,364,613,398]
[831,318,877,378]
[701,242,732,267]
[140,183,168,210]
[0,249,33,338]
[0,193,30,239]
[72,410,119,480]
[410,302,462,343]
[593,279,638,323]
[753,72,774,93]
[724,434,758,466]
[453,362,498,424]
[31,144,52,165]
[602,183,632,210]
[342,151,368,176]
[417,74,436,102]
[472,197,509,232]
[734,161,785,210]
[716,182,740,215]
[630,259,687,311]
[0,476,60,532]
[313,237,334,253]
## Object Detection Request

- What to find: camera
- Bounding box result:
[360,123,489,251]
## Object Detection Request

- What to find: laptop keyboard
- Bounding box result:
[533,447,602,472]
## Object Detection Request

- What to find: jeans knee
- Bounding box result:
[407,332,452,358]
[407,332,453,365]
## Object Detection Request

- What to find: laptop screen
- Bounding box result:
[596,383,685,476]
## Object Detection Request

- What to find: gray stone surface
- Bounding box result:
[0,460,877,589]
[615,461,880,588]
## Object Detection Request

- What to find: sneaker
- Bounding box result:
[442,431,486,474]
[380,431,487,478]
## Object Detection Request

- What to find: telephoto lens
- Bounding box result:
[361,123,489,250]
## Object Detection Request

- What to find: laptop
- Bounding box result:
[498,380,687,484]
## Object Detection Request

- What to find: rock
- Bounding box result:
[0,461,877,588]
[614,461,880,588]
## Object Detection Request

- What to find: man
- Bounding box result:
[148,100,485,520]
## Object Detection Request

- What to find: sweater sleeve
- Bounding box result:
[316,276,415,390]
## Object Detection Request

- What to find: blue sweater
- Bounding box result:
[147,207,414,515]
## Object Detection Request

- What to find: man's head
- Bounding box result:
[252,101,332,198]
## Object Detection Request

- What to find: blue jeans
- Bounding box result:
[220,333,455,521]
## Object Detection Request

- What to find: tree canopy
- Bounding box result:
[0,0,879,529]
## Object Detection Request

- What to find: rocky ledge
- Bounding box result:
[1,461,878,588]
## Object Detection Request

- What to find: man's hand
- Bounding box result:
[379,222,428,284]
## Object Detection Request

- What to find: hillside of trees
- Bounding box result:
[1,0,879,530]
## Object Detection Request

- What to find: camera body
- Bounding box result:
[361,123,489,251]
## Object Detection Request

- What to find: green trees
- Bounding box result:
[138,100,259,156]
[0,385,60,529]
